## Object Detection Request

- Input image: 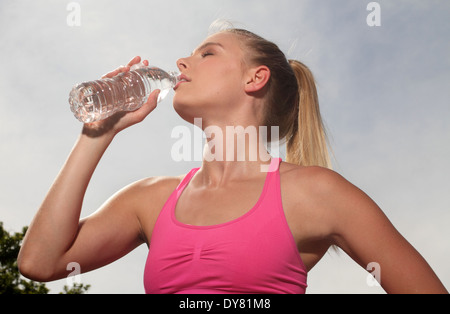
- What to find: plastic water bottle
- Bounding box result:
[69,65,179,123]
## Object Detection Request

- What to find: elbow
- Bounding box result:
[17,252,55,282]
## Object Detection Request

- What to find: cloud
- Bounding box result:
[1,0,448,294]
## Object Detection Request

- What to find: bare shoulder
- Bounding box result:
[117,174,186,213]
[109,174,187,243]
[279,162,374,239]
[279,163,449,293]
[280,162,354,200]
[281,162,379,219]
[128,175,185,196]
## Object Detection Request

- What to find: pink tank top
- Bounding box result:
[144,158,307,294]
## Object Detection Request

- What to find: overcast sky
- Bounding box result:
[1,0,449,294]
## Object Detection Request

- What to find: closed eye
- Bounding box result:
[201,51,214,58]
[191,42,224,57]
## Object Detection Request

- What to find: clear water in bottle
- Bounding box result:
[69,66,179,123]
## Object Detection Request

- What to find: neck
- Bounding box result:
[197,121,274,187]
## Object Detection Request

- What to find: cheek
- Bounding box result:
[207,66,244,99]
[173,63,244,110]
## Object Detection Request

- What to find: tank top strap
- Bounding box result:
[267,157,282,173]
[175,167,200,198]
[260,157,283,214]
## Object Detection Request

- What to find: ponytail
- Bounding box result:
[287,60,332,169]
[222,27,332,169]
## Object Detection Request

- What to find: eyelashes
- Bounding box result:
[201,51,214,58]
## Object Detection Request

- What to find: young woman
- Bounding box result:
[18,27,448,294]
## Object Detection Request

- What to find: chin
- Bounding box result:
[173,99,199,125]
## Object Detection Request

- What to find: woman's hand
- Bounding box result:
[82,56,161,138]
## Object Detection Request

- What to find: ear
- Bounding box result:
[244,65,271,93]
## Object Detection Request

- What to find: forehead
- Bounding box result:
[194,32,242,54]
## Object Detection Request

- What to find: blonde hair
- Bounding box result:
[224,28,332,168]
[287,60,331,168]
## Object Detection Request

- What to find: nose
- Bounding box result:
[176,57,188,72]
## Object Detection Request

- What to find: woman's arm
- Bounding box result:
[18,57,160,282]
[315,168,448,294]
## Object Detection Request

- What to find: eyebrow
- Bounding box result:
[191,42,224,56]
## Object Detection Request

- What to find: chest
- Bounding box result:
[166,169,330,272]
[144,172,308,293]
[174,179,266,227]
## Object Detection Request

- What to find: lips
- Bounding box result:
[174,74,191,90]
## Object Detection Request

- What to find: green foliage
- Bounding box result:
[0,222,91,294]
[59,282,91,294]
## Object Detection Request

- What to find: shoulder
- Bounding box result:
[281,161,394,239]
[113,173,189,243]
[280,162,353,199]
[119,175,186,205]
[97,174,186,217]
[278,166,448,293]
[279,162,377,234]
[130,175,185,193]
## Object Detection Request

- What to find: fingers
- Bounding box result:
[127,56,141,67]
[101,65,129,79]
[102,56,149,79]
[129,57,150,71]
[124,89,161,125]
[141,89,161,114]
[127,56,149,67]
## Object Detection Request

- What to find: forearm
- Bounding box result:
[18,56,158,281]
[18,131,115,279]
